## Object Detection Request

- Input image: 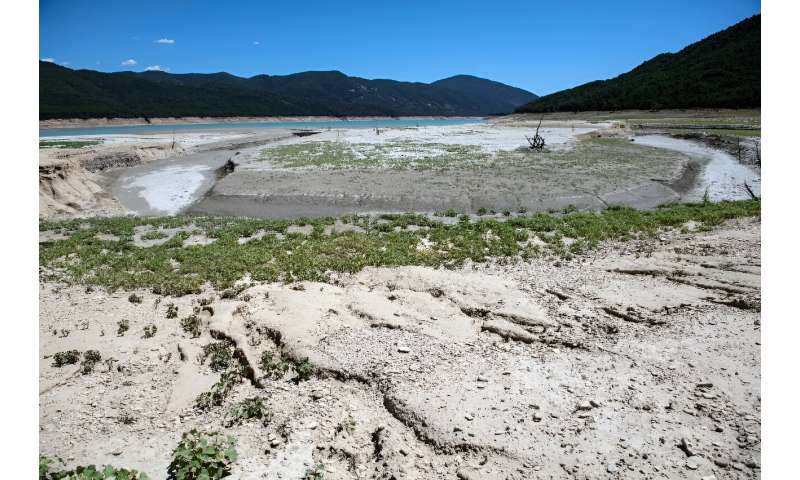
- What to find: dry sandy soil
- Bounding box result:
[39,217,761,479]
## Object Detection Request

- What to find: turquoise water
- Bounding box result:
[39,117,485,138]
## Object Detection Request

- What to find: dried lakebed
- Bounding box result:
[39,216,761,479]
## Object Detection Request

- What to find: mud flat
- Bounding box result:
[39,216,761,479]
[189,122,697,218]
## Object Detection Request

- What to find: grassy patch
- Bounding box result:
[260,140,499,170]
[39,200,759,296]
[39,139,102,149]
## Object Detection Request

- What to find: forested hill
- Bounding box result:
[516,15,760,113]
[39,63,537,119]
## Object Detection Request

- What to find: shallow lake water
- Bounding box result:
[39,117,485,138]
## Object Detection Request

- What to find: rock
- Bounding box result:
[606,463,618,473]
[678,437,696,457]
[477,376,489,382]
[686,456,704,470]
[397,346,410,353]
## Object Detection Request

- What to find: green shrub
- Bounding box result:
[200,342,234,372]
[167,430,237,480]
[227,397,270,426]
[166,303,178,319]
[80,350,102,375]
[52,350,81,368]
[117,319,129,336]
[128,293,142,304]
[143,324,157,339]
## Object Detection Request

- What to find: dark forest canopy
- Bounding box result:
[39,64,537,120]
[517,15,760,113]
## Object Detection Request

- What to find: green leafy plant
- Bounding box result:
[52,350,81,368]
[167,430,237,480]
[200,341,234,372]
[227,397,271,426]
[128,293,142,304]
[143,324,157,339]
[260,351,289,380]
[116,319,129,336]
[166,303,178,319]
[80,350,102,375]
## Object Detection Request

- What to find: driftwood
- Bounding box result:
[525,118,546,150]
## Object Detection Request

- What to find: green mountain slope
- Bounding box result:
[39,63,537,119]
[517,15,760,113]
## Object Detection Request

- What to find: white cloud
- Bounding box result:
[155,38,175,44]
[41,57,55,63]
[121,59,137,66]
[145,65,168,71]
[253,41,260,45]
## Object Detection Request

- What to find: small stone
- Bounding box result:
[477,376,489,382]
[606,463,618,473]
[686,456,703,470]
[397,346,410,353]
[270,439,281,448]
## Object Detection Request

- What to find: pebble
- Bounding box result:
[686,456,703,470]
[606,463,618,473]
[477,376,489,382]
[397,346,410,353]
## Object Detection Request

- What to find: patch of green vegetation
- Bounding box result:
[80,350,102,375]
[117,319,129,336]
[227,397,271,426]
[39,140,102,149]
[200,341,235,373]
[180,314,201,338]
[39,455,148,479]
[195,371,242,411]
[261,140,495,170]
[143,324,158,338]
[303,464,325,480]
[260,351,290,380]
[167,430,237,480]
[52,350,81,368]
[166,303,178,319]
[39,200,760,295]
[128,293,142,304]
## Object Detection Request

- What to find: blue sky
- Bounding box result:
[40,0,760,95]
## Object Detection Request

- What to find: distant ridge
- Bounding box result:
[39,64,537,119]
[517,15,760,113]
